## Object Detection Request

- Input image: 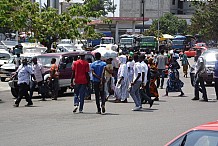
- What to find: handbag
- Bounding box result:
[199,68,208,79]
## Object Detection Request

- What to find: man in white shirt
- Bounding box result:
[130,54,142,111]
[30,57,45,101]
[139,54,154,108]
[12,59,36,107]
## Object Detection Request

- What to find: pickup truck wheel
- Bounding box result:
[1,77,6,82]
[11,88,19,98]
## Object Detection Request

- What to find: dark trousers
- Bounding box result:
[15,83,32,105]
[194,76,208,100]
[30,81,43,99]
[51,78,59,99]
[157,69,165,88]
[146,81,151,97]
[140,88,152,104]
[93,82,105,112]
[215,78,218,99]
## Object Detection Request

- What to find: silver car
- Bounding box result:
[190,48,218,85]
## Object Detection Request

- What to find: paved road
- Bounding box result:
[0,58,217,146]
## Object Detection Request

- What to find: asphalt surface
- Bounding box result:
[0,58,217,146]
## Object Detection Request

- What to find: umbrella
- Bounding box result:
[162,34,174,39]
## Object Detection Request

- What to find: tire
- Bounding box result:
[1,77,6,82]
[11,88,19,98]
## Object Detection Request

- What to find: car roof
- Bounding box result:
[37,51,92,57]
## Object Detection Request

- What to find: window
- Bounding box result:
[172,0,175,5]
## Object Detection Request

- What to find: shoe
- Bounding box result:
[73,106,78,113]
[96,111,101,114]
[178,93,184,97]
[52,98,57,100]
[132,107,141,111]
[13,104,19,107]
[160,86,163,89]
[41,98,46,101]
[121,99,128,103]
[192,97,199,100]
[149,100,154,108]
[199,99,208,102]
[79,111,83,113]
[102,105,105,114]
[154,97,159,101]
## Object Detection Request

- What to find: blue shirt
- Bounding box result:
[214,60,218,78]
[91,60,107,82]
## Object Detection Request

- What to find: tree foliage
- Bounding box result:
[190,1,218,41]
[146,13,187,36]
[0,0,105,51]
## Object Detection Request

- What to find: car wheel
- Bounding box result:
[1,77,6,82]
[11,88,19,98]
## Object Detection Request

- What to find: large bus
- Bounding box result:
[139,36,158,53]
[172,35,187,52]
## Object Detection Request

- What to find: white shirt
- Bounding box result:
[32,63,44,82]
[112,57,120,68]
[118,64,128,79]
[17,65,33,85]
[141,61,148,84]
[133,62,142,82]
[127,61,134,75]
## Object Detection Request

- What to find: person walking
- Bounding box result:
[12,59,36,107]
[127,55,134,85]
[14,54,21,70]
[192,56,208,102]
[104,58,113,99]
[180,50,190,78]
[139,54,154,107]
[29,57,45,101]
[72,53,90,113]
[91,52,107,114]
[156,50,168,89]
[214,54,218,100]
[114,55,128,103]
[130,54,142,111]
[50,58,59,100]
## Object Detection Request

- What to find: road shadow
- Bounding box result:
[73,112,119,116]
[169,95,189,98]
[136,108,159,112]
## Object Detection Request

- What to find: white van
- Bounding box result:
[0,50,11,66]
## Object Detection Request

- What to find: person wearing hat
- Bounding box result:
[11,58,36,107]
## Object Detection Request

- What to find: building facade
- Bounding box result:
[120,0,195,19]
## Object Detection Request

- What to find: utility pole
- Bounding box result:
[142,0,145,33]
[157,0,160,51]
[39,0,42,13]
[113,0,115,17]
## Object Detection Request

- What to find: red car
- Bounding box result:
[179,47,208,58]
[165,121,218,146]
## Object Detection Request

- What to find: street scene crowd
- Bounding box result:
[8,48,218,115]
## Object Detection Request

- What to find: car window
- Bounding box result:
[169,130,218,146]
[0,53,10,60]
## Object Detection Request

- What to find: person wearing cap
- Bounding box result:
[29,57,45,101]
[72,53,90,113]
[114,55,128,103]
[11,58,36,107]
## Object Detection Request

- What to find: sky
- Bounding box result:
[36,0,120,17]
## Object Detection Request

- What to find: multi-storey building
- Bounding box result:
[120,0,195,19]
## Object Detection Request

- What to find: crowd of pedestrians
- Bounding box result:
[9,49,218,113]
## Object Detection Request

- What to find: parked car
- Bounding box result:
[190,48,218,85]
[8,51,94,98]
[165,120,218,146]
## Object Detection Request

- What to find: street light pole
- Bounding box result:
[157,0,160,51]
[39,0,42,13]
[113,0,115,17]
[142,0,145,33]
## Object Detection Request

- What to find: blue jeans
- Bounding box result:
[74,84,87,111]
[130,81,142,107]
